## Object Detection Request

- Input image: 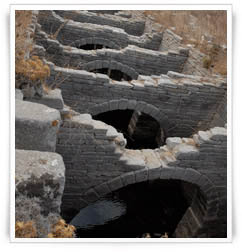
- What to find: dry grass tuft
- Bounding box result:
[48,219,76,238]
[51,120,59,127]
[62,112,73,120]
[15,219,75,238]
[144,10,227,45]
[143,10,227,75]
[15,10,33,62]
[16,56,50,82]
[15,221,37,238]
[49,20,68,40]
[202,56,212,69]
[15,11,51,88]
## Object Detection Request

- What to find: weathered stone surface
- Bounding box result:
[210,127,227,141]
[15,89,23,100]
[197,130,212,143]
[55,10,145,36]
[166,137,182,149]
[31,10,227,238]
[38,11,163,51]
[160,29,183,52]
[48,64,226,137]
[26,88,64,110]
[15,149,65,237]
[15,100,61,152]
[173,143,198,159]
[135,168,148,183]
[108,177,123,191]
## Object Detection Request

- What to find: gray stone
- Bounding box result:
[135,168,148,183]
[148,167,161,180]
[15,100,61,152]
[95,182,111,197]
[160,167,175,180]
[108,177,123,191]
[120,172,135,186]
[15,149,65,237]
[26,88,64,110]
[15,89,23,100]
[166,137,182,149]
[196,131,212,144]
[173,143,198,159]
[210,127,227,141]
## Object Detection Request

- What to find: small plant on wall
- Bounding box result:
[15,11,51,97]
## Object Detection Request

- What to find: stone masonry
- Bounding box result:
[15,149,65,237]
[15,10,227,238]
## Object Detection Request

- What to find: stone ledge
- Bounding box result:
[26,88,64,110]
[15,99,61,152]
[15,149,65,237]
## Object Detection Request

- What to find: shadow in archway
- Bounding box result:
[93,109,165,149]
[71,179,200,238]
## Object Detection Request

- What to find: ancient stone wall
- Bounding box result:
[15,99,61,152]
[37,11,163,51]
[55,10,145,36]
[160,29,183,51]
[15,9,228,238]
[209,94,227,128]
[36,35,187,76]
[166,127,227,237]
[55,107,227,237]
[88,10,120,15]
[46,65,226,138]
[56,114,130,215]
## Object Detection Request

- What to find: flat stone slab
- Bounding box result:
[16,149,65,189]
[210,127,227,141]
[26,88,64,110]
[173,143,198,160]
[121,150,146,168]
[166,137,183,149]
[141,149,162,169]
[15,149,65,237]
[15,100,61,152]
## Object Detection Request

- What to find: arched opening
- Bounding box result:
[78,44,110,50]
[72,38,120,51]
[80,60,138,81]
[70,179,202,238]
[91,68,132,81]
[93,109,165,149]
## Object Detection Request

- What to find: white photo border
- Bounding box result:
[10,4,232,243]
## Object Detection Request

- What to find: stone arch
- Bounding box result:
[89,99,171,132]
[80,167,220,237]
[79,60,139,80]
[82,167,219,214]
[71,37,121,50]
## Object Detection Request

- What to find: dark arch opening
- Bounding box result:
[93,109,165,149]
[90,68,132,81]
[78,44,110,50]
[70,179,200,238]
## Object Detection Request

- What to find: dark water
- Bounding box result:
[70,180,189,238]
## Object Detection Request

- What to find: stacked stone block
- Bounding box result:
[37,11,163,51]
[54,105,227,237]
[14,9,228,238]
[15,99,61,152]
[36,35,187,76]
[46,65,226,138]
[55,10,146,36]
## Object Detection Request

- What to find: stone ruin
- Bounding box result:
[15,10,227,238]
